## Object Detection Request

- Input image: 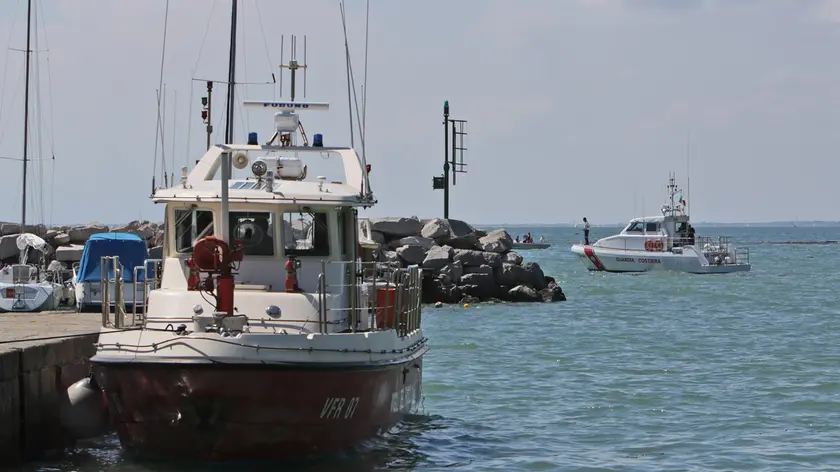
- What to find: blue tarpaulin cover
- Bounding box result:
[75,233,149,283]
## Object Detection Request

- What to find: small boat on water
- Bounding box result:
[570,174,751,274]
[512,242,551,250]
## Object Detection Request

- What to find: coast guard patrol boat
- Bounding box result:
[84,48,426,460]
[570,174,751,274]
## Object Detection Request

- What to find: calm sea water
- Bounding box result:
[14,225,840,472]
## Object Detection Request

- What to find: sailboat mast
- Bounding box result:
[20,0,32,234]
[220,0,238,243]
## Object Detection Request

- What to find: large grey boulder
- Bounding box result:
[495,262,530,287]
[453,249,502,268]
[0,222,45,236]
[459,273,497,300]
[396,244,426,265]
[68,223,109,244]
[56,244,84,262]
[0,235,19,260]
[389,236,434,251]
[148,246,164,259]
[420,218,451,240]
[464,264,494,276]
[422,277,461,304]
[508,285,541,302]
[504,251,524,265]
[439,219,479,249]
[369,217,423,238]
[478,229,513,253]
[52,232,71,246]
[422,245,453,271]
[521,262,547,290]
[439,261,464,283]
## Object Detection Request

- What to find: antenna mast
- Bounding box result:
[220,0,238,243]
[687,132,691,217]
[20,0,32,238]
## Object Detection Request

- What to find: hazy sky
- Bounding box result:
[0,0,839,226]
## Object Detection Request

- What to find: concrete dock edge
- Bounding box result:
[0,332,100,463]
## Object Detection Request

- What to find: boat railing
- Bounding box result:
[100,256,138,329]
[131,259,162,319]
[318,260,423,336]
[696,236,750,265]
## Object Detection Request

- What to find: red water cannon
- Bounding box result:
[186,236,244,316]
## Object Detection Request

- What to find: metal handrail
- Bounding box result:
[99,256,126,328]
[316,260,423,335]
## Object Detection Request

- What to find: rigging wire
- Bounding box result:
[186,0,218,167]
[0,0,21,140]
[36,0,56,227]
[362,0,370,148]
[152,0,170,189]
[252,0,277,99]
[339,1,366,162]
[340,1,355,149]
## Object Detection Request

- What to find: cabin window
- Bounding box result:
[282,211,330,257]
[645,222,659,233]
[626,222,644,232]
[229,212,275,256]
[174,208,214,253]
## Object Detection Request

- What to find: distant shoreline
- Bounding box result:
[475,221,840,228]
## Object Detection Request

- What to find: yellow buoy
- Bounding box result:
[463,303,470,308]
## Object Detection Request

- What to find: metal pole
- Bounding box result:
[206,81,213,150]
[221,0,238,243]
[452,121,457,185]
[20,0,32,238]
[443,100,450,219]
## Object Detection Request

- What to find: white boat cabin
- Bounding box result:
[146,142,376,333]
[593,214,696,252]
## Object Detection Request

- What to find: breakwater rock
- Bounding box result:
[362,217,566,304]
[0,221,164,266]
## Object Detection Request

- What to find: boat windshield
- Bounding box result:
[626,222,644,233]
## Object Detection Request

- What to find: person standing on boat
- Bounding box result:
[687,224,696,245]
[583,217,590,245]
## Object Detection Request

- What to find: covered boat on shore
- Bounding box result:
[72,232,148,312]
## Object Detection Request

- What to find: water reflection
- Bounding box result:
[13,414,451,472]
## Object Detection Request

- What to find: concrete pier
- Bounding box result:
[0,310,102,462]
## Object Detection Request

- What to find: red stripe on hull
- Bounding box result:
[90,356,424,462]
[583,247,606,271]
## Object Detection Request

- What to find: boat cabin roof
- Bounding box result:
[626,214,689,225]
[153,144,374,207]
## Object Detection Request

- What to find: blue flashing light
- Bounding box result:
[313,133,324,147]
[247,132,259,145]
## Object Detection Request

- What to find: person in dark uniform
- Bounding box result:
[583,217,590,245]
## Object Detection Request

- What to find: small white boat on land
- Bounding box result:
[570,174,750,274]
[0,234,62,312]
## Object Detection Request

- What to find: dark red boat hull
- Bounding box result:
[90,355,424,462]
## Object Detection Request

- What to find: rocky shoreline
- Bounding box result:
[362,217,565,305]
[0,217,566,305]
[0,221,164,266]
